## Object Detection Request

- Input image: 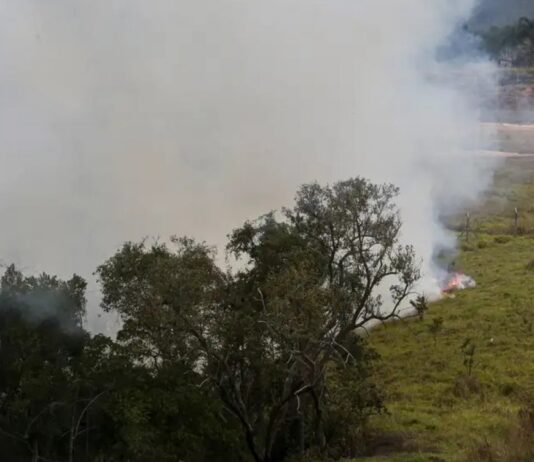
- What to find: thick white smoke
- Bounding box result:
[0,1,494,333]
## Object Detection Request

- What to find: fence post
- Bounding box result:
[465,212,471,242]
[514,207,519,235]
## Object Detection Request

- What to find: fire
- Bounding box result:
[444,273,463,292]
[442,272,476,293]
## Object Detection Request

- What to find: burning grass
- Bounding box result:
[442,273,476,293]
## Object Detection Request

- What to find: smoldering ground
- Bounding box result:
[0,1,497,333]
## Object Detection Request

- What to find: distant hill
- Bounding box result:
[470,0,534,30]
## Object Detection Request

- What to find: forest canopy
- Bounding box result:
[0,177,419,462]
[477,17,534,66]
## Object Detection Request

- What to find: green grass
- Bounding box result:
[367,235,534,461]
[449,156,534,235]
[353,156,534,461]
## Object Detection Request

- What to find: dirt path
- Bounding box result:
[481,122,534,155]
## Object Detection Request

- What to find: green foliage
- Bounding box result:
[461,242,475,252]
[525,258,534,272]
[515,299,534,335]
[410,295,429,321]
[460,338,477,377]
[0,177,448,462]
[0,266,242,461]
[478,17,534,66]
[477,238,491,249]
[428,317,444,346]
[97,177,418,462]
[102,360,237,461]
[494,235,512,244]
[320,338,385,459]
[452,374,484,400]
[0,265,90,461]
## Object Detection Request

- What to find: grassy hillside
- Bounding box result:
[358,155,534,461]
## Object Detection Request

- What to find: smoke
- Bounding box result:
[0,1,496,333]
[470,0,534,30]
[12,291,83,334]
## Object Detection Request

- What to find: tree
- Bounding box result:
[95,240,240,460]
[461,338,477,377]
[410,295,429,321]
[0,261,237,461]
[97,177,420,462]
[79,337,238,462]
[478,17,534,66]
[428,317,444,346]
[0,265,90,461]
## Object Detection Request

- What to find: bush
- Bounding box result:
[494,235,512,245]
[452,374,484,399]
[477,238,491,249]
[320,340,385,459]
[499,381,518,397]
[461,242,475,252]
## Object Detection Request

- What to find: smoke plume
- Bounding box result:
[470,0,534,30]
[0,1,495,333]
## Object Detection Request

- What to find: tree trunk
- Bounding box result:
[311,388,326,450]
[31,439,39,462]
[69,402,77,462]
[86,411,89,456]
[297,414,305,453]
[245,429,263,462]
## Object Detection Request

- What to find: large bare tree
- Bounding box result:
[98,177,419,462]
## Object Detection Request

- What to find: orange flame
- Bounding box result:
[442,272,476,293]
[444,273,463,293]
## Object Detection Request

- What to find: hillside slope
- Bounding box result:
[360,155,534,462]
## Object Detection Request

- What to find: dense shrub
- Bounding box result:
[494,235,512,244]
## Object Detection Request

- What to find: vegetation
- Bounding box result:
[0,264,236,462]
[0,177,419,461]
[356,154,534,461]
[363,232,534,462]
[4,149,534,461]
[478,17,534,66]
